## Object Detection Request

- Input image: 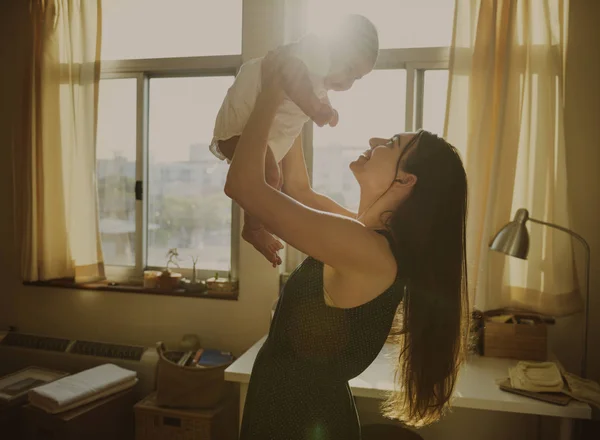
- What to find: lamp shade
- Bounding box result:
[489,208,530,259]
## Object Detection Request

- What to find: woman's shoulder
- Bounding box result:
[322,228,399,309]
[345,227,398,279]
[372,228,399,271]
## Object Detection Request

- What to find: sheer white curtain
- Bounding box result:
[14,0,104,282]
[445,0,580,316]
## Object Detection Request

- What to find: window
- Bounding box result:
[97,1,242,281]
[101,0,242,60]
[97,78,137,267]
[303,0,454,209]
[306,0,454,49]
[96,0,454,281]
[147,77,234,272]
[423,70,450,136]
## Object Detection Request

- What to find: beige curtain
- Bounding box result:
[14,0,104,282]
[445,0,580,316]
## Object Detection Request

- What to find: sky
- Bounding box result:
[96,0,453,162]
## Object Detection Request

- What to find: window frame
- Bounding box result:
[100,56,243,282]
[98,1,453,281]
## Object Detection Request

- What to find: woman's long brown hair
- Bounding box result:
[381,130,469,427]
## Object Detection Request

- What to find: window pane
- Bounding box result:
[96,79,137,266]
[423,70,449,136]
[306,0,454,49]
[101,0,242,60]
[148,77,234,271]
[312,70,406,211]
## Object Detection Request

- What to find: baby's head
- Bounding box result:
[324,14,379,91]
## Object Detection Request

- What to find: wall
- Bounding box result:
[563,0,600,383]
[0,0,599,438]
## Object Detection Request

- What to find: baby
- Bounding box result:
[210,15,379,265]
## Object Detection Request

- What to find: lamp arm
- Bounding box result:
[529,217,590,254]
[529,216,591,378]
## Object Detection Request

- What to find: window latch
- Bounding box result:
[135,181,143,201]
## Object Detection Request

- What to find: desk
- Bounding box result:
[225,336,592,440]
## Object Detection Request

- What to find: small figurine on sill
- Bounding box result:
[157,248,182,291]
[180,255,209,293]
[166,248,180,270]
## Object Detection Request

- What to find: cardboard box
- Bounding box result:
[483,310,548,361]
[22,388,135,440]
[134,392,238,440]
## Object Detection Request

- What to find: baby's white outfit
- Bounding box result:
[210,36,330,163]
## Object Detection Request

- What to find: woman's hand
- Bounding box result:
[225,48,288,199]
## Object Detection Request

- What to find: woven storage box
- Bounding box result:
[483,311,547,361]
[134,392,237,440]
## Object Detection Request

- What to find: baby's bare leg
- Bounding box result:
[215,136,239,161]
[241,147,284,266]
[218,137,284,266]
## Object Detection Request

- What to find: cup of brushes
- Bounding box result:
[178,348,234,368]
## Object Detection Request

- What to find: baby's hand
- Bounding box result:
[312,102,338,128]
[328,108,339,127]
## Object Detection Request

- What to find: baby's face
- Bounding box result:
[324,57,374,92]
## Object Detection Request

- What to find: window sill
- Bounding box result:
[24,279,239,301]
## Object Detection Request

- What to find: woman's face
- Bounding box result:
[350,133,419,193]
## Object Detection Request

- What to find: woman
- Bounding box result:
[225,52,469,439]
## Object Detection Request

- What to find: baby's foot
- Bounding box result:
[242,225,284,267]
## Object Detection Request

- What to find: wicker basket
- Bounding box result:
[134,392,238,440]
[155,342,233,409]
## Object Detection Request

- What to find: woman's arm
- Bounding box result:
[281,136,357,218]
[270,39,333,127]
[225,56,395,280]
[280,55,333,127]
